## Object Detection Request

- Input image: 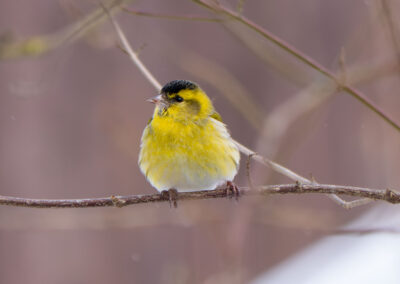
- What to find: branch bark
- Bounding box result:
[0,184,399,209]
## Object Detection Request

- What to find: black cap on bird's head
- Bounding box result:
[160,80,198,95]
[147,80,199,105]
[147,80,214,118]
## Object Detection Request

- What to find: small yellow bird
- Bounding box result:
[138,80,240,205]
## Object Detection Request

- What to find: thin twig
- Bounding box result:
[234,142,310,183]
[122,7,223,22]
[0,184,398,208]
[192,0,400,133]
[100,2,162,90]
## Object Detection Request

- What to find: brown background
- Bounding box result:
[0,0,399,283]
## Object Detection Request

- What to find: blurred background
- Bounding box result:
[1,0,400,283]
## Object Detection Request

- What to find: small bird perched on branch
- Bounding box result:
[138,80,240,207]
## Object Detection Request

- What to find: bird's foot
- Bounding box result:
[161,188,178,208]
[226,181,240,201]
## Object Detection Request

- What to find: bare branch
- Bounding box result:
[0,184,399,208]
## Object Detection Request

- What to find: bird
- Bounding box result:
[138,80,240,207]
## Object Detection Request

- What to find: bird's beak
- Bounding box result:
[146,94,163,104]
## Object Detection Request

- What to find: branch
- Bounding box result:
[0,184,399,208]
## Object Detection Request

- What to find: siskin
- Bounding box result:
[138,80,240,204]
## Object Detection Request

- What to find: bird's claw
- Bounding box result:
[161,188,178,208]
[226,181,240,201]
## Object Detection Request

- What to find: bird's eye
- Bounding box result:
[175,95,183,102]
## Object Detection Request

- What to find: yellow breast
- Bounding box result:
[138,115,240,192]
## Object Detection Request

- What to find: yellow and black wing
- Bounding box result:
[210,111,223,122]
